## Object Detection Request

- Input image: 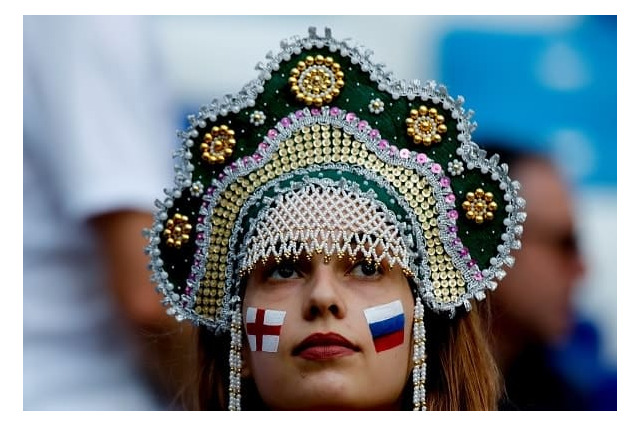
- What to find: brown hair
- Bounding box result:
[423,300,502,410]
[182,298,501,411]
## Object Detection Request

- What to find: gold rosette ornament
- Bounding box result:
[289,55,344,107]
[201,125,236,164]
[163,213,192,248]
[462,188,498,224]
[406,106,447,146]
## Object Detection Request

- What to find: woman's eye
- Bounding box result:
[268,264,301,280]
[349,260,383,278]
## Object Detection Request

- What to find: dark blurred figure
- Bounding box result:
[481,139,616,410]
[24,16,194,410]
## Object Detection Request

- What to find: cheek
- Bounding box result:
[361,299,414,387]
[242,317,298,398]
[363,300,407,353]
[361,320,414,405]
[246,351,277,384]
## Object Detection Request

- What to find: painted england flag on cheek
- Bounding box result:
[364,300,405,352]
[245,307,286,352]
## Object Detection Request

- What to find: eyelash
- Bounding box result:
[266,262,301,280]
[265,259,384,281]
[348,259,384,278]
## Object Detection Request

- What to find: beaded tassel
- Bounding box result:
[228,301,243,411]
[412,297,427,411]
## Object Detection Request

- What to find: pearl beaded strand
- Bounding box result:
[228,300,243,410]
[412,297,427,410]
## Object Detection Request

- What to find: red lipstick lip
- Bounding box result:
[293,332,359,360]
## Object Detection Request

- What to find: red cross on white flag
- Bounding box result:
[245,307,286,352]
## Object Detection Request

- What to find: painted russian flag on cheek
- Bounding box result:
[363,300,405,353]
[245,307,286,353]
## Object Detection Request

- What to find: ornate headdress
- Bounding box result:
[146,27,525,409]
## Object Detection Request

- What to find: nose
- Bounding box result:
[302,261,347,321]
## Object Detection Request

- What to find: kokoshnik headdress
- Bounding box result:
[146,27,526,409]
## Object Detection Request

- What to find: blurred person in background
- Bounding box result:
[480,139,616,410]
[23,15,193,410]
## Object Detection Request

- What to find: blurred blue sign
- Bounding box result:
[438,16,616,188]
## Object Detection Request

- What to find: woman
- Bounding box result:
[147,27,526,410]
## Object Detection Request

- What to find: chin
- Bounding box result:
[267,388,401,410]
[280,398,399,411]
[267,395,356,410]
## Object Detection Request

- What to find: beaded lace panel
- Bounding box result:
[241,184,409,272]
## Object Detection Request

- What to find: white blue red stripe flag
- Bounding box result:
[363,300,405,352]
[246,307,286,352]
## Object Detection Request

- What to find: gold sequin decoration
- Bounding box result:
[162,213,192,249]
[201,125,236,164]
[462,188,498,224]
[289,55,345,107]
[195,123,465,319]
[405,106,447,146]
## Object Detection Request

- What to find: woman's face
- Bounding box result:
[243,254,415,410]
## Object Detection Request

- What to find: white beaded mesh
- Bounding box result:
[241,184,410,272]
